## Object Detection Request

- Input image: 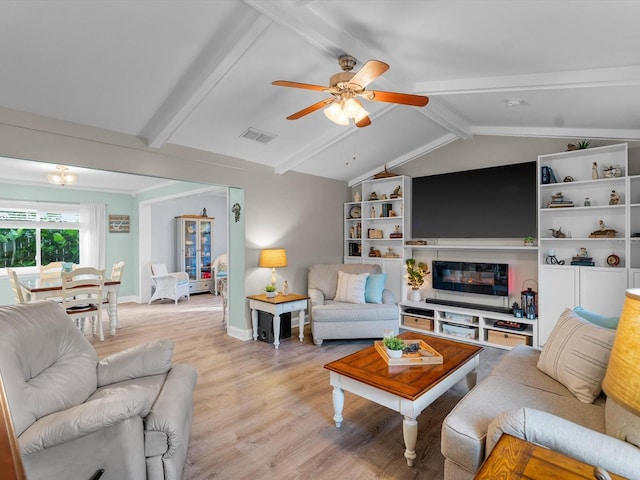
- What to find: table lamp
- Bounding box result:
[259,248,287,287]
[601,288,640,447]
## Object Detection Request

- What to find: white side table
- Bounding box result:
[247,293,309,349]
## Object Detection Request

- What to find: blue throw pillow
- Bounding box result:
[573,306,619,329]
[365,273,387,304]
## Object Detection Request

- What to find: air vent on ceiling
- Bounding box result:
[240,127,276,144]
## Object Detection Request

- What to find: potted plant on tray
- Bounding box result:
[383,336,405,358]
[264,285,277,298]
[406,258,430,302]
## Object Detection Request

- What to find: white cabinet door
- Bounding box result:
[539,266,579,346]
[580,267,627,317]
[630,268,640,289]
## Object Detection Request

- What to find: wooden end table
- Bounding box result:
[324,332,482,466]
[247,293,309,349]
[474,433,628,480]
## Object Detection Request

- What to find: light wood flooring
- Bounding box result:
[90,294,504,480]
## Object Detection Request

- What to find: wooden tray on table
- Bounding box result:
[374,339,443,366]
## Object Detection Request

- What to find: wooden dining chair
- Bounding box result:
[6,269,26,303]
[61,267,105,341]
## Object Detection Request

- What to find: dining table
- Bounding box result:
[20,277,122,336]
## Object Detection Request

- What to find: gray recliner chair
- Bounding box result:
[0,301,197,480]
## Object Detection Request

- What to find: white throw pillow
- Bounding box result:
[334,271,370,304]
[537,308,616,403]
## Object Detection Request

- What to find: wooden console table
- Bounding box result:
[475,433,627,480]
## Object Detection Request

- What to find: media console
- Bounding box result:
[400,300,538,350]
[423,298,513,315]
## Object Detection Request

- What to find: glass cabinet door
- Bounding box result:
[199,220,212,280]
[184,220,197,280]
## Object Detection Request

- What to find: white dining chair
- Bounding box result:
[6,268,26,303]
[212,253,228,296]
[105,261,125,329]
[61,267,105,341]
[40,262,64,280]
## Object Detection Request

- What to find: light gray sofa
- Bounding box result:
[308,263,399,345]
[0,301,197,480]
[441,344,640,480]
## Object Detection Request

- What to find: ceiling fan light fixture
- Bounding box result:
[47,165,77,187]
[352,99,369,122]
[324,100,349,125]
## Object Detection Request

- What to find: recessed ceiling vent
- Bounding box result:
[240,127,276,144]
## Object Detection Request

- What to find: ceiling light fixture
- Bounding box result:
[47,165,77,187]
[324,97,369,126]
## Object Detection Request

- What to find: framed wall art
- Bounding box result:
[108,215,130,233]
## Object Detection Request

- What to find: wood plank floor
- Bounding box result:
[90,294,504,480]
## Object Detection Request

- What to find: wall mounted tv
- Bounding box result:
[412,162,537,238]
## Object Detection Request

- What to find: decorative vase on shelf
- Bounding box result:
[410,288,421,302]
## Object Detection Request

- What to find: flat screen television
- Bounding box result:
[432,261,509,297]
[411,162,537,238]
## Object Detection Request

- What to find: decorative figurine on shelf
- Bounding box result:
[369,191,378,201]
[349,225,355,239]
[353,191,361,202]
[370,206,376,218]
[549,227,567,238]
[282,280,289,296]
[391,185,402,198]
[381,194,388,200]
[592,162,599,180]
[609,190,621,205]
[368,247,382,257]
[202,208,207,217]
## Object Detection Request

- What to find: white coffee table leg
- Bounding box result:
[466,370,477,390]
[332,386,344,428]
[403,416,418,466]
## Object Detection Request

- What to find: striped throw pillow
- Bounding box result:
[537,308,616,403]
[334,271,370,304]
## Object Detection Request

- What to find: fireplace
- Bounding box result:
[432,261,509,297]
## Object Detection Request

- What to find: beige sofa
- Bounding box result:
[308,263,399,345]
[0,301,197,480]
[441,309,640,480]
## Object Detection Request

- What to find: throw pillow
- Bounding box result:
[365,273,387,304]
[573,306,619,329]
[537,308,616,403]
[334,271,369,304]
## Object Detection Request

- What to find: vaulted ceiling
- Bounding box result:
[1,1,640,186]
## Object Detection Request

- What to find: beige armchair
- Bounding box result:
[0,301,197,480]
[148,263,190,304]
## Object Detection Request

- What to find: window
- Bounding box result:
[0,201,80,270]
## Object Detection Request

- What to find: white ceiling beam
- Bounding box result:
[414,65,640,95]
[471,125,640,141]
[140,11,272,148]
[419,98,472,140]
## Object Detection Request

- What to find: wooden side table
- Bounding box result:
[475,433,627,480]
[247,293,309,349]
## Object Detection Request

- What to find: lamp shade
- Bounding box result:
[259,248,288,269]
[602,288,640,415]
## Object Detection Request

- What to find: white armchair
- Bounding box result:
[148,264,190,305]
[212,253,228,296]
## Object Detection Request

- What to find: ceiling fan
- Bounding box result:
[273,55,429,127]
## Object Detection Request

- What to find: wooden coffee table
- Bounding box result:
[324,332,482,466]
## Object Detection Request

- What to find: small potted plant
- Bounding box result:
[406,258,430,302]
[383,336,405,358]
[523,236,535,246]
[264,285,277,298]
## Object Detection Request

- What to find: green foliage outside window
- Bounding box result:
[0,228,79,268]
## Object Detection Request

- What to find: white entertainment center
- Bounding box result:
[346,143,639,350]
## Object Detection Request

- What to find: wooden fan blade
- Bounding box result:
[286,98,335,120]
[348,60,389,89]
[272,80,328,92]
[355,116,371,128]
[368,90,429,107]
